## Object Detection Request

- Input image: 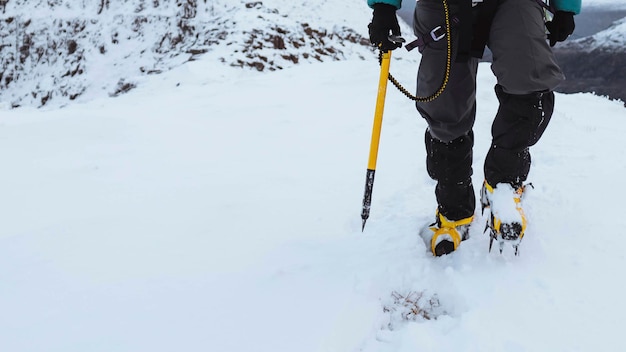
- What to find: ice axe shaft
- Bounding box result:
[361,50,392,231]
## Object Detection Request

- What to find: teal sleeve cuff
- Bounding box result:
[551,0,581,15]
[367,0,401,10]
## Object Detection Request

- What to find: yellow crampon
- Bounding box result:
[430,211,474,255]
[482,181,528,255]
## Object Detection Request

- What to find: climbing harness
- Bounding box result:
[381,0,555,103]
[381,0,453,103]
[405,15,460,54]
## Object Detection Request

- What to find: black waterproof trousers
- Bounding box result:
[413,0,562,221]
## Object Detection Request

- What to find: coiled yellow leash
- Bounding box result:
[385,0,453,102]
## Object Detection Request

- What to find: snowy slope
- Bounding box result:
[569,15,626,50]
[0,0,394,108]
[204,0,383,71]
[1,47,626,351]
[553,0,626,50]
[1,0,205,108]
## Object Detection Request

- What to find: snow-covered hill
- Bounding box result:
[1,0,200,107]
[565,12,626,51]
[204,0,381,71]
[0,0,387,108]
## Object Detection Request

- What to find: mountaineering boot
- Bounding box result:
[481,181,528,255]
[420,211,474,256]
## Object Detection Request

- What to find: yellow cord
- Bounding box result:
[385,0,452,102]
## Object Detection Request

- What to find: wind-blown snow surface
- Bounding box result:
[1,53,626,351]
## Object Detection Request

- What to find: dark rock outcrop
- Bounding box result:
[553,47,626,106]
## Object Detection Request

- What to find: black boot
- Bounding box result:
[422,129,476,256]
[425,129,476,221]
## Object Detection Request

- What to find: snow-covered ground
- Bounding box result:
[1,45,626,351]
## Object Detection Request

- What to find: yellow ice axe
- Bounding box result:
[361,50,392,231]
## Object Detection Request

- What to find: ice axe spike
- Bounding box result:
[361,50,392,231]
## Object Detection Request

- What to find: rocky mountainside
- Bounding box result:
[0,0,379,108]
[205,1,378,72]
[553,16,626,106]
[1,0,202,107]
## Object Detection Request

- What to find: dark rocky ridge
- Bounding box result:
[553,46,626,106]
